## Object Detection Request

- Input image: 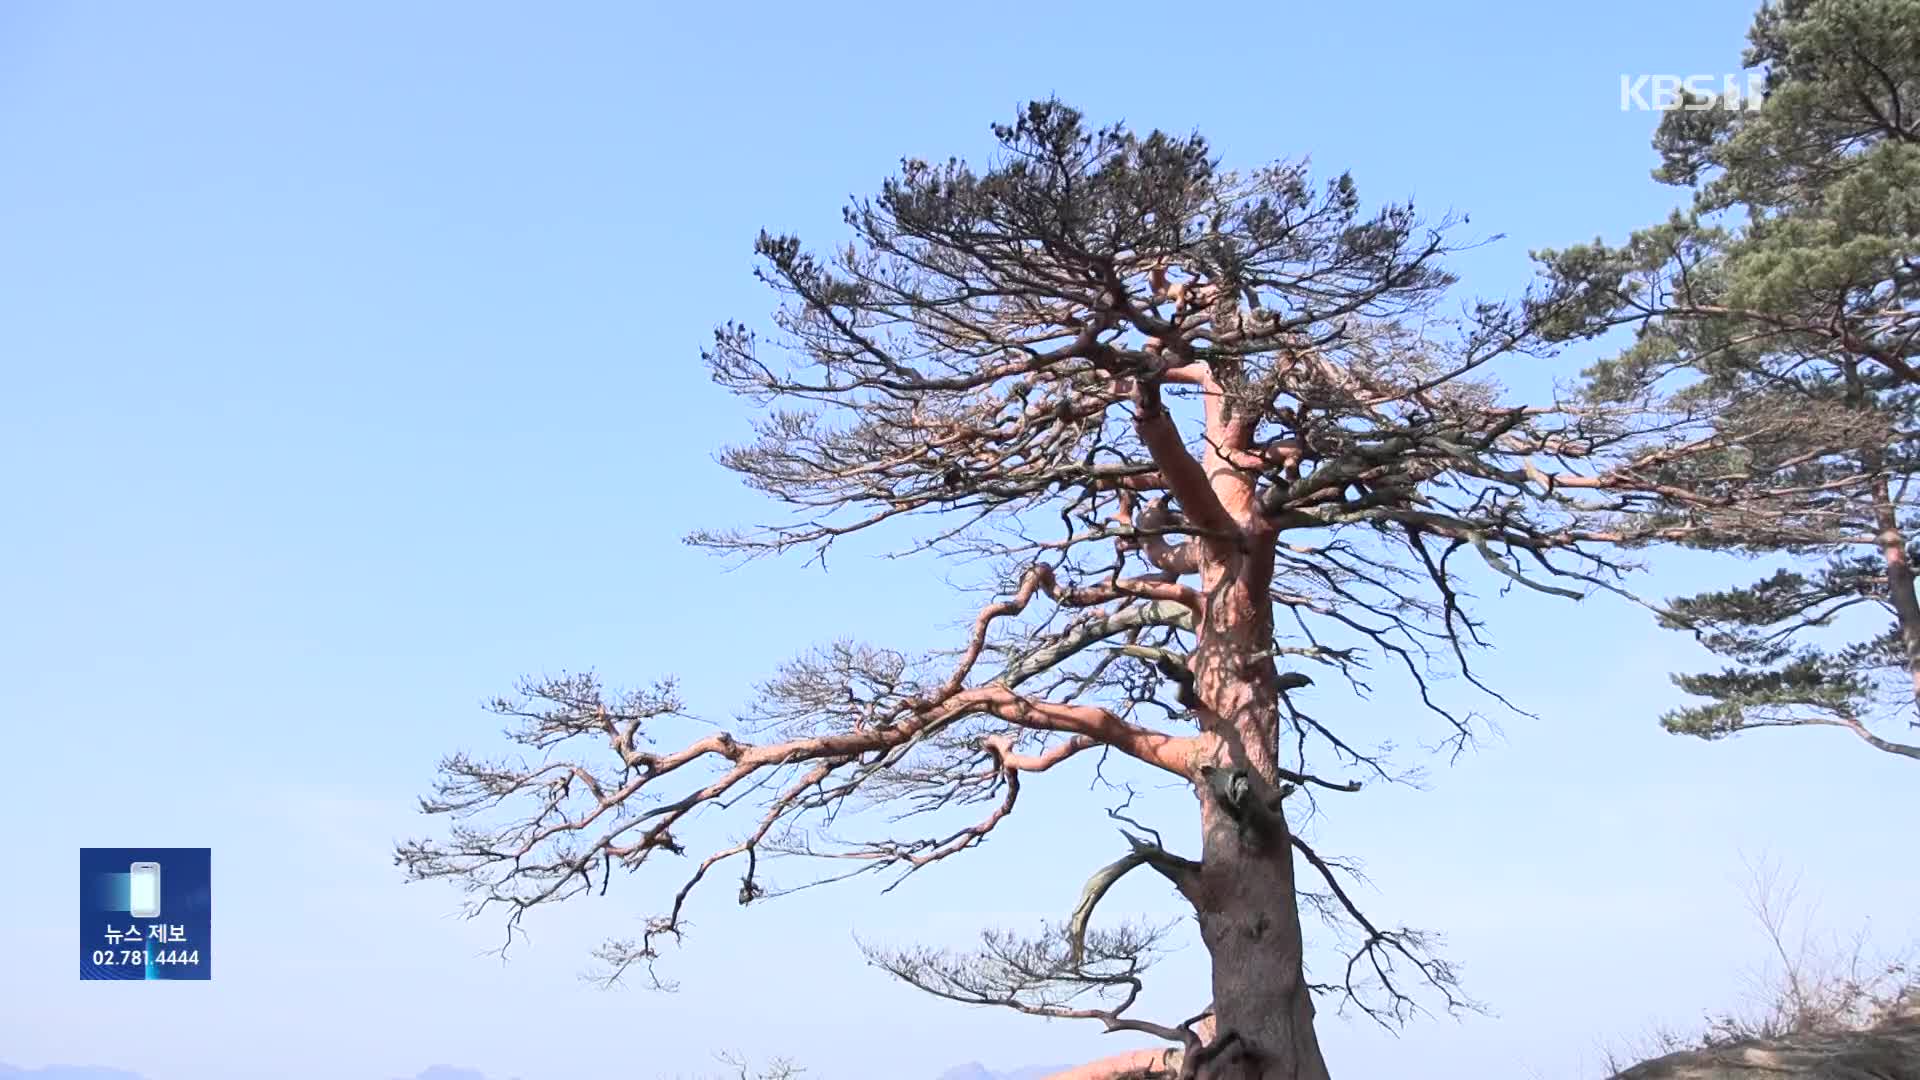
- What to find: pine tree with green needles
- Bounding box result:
[1535,0,1920,761]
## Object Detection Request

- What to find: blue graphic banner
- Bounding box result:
[79,848,212,981]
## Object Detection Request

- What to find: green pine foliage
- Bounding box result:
[1534,0,1920,758]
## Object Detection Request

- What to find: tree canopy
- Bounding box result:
[1534,0,1920,762]
[400,100,1663,1080]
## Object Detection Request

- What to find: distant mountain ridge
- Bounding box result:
[935,1065,1066,1080]
[1,1063,1043,1080]
[0,1060,149,1068]
[0,1060,514,1068]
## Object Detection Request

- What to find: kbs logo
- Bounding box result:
[1620,73,1766,112]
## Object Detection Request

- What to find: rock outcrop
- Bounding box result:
[1611,999,1920,1079]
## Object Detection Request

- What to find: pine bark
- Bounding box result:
[1186,522,1331,1080]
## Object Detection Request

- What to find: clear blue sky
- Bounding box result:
[4,2,1915,1078]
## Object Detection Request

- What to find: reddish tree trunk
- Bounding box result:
[1187,544,1332,1080]
[1871,477,1920,715]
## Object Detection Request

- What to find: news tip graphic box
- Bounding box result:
[79,848,211,981]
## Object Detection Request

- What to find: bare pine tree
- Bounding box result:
[400,102,1637,1079]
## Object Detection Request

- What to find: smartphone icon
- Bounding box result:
[129,862,162,919]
